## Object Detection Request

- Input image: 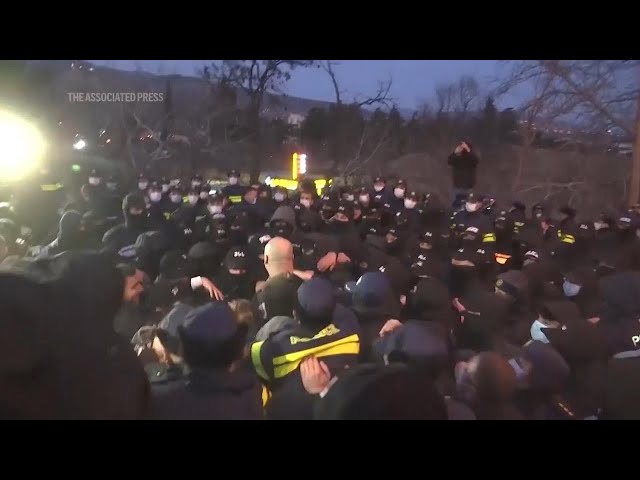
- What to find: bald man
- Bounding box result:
[253,237,316,326]
[264,237,294,278]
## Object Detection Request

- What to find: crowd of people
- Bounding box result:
[1,141,640,420]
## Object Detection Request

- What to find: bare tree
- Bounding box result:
[435,84,455,113]
[208,60,315,182]
[499,60,640,204]
[340,121,391,177]
[320,60,394,175]
[457,75,480,113]
[323,60,393,109]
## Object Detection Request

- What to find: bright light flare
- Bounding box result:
[73,139,86,150]
[0,110,45,182]
[299,154,307,174]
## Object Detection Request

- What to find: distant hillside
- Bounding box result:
[26,60,415,119]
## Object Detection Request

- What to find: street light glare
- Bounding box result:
[73,139,87,150]
[299,153,307,174]
[0,110,45,181]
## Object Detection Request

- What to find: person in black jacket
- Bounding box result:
[221,169,247,205]
[447,142,479,208]
[37,210,88,258]
[146,182,166,230]
[0,251,149,419]
[147,302,264,420]
[213,246,256,301]
[102,193,150,262]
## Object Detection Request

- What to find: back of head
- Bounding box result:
[376,321,451,377]
[522,340,570,393]
[315,364,448,420]
[264,236,294,276]
[135,231,171,278]
[123,193,145,213]
[470,352,517,403]
[179,302,248,370]
[187,241,221,278]
[159,250,193,280]
[294,277,336,329]
[348,272,399,320]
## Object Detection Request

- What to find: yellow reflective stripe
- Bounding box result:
[251,341,269,380]
[261,385,271,407]
[482,233,496,243]
[272,334,360,379]
[557,230,563,238]
[561,234,576,244]
[163,212,171,220]
[228,195,242,203]
[40,183,63,191]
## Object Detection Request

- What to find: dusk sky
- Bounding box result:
[91,60,511,111]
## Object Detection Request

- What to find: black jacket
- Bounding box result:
[0,251,148,419]
[448,151,479,189]
[147,368,264,420]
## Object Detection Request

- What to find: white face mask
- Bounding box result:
[274,192,285,202]
[247,197,257,205]
[359,195,370,204]
[394,188,405,199]
[199,191,209,200]
[530,318,554,343]
[229,176,239,185]
[593,221,608,231]
[138,181,149,190]
[169,179,180,187]
[88,177,101,186]
[149,192,162,202]
[300,199,311,208]
[208,205,223,215]
[465,202,480,213]
[192,181,202,188]
[161,184,170,193]
[404,199,417,209]
[170,194,182,204]
[374,184,384,192]
[188,195,199,206]
[345,194,355,202]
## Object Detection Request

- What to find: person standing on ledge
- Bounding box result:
[448,141,479,209]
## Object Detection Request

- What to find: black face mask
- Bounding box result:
[271,220,293,239]
[299,221,315,233]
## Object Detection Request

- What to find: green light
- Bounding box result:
[71,164,81,173]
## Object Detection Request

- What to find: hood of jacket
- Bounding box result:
[270,205,297,230]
